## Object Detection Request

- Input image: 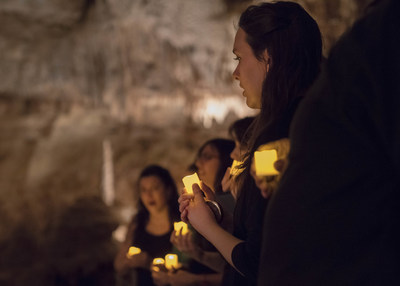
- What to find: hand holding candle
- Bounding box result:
[152,257,166,272]
[251,139,291,198]
[254,149,279,176]
[174,221,189,235]
[165,254,179,271]
[126,246,141,258]
[230,159,244,176]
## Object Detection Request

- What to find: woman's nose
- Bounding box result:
[232,67,239,80]
[230,147,239,161]
[195,159,202,170]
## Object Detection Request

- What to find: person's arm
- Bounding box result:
[182,183,244,274]
[229,179,267,282]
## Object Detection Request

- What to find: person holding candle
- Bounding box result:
[157,138,235,286]
[179,2,322,285]
[221,116,255,200]
[114,165,180,286]
[192,138,236,214]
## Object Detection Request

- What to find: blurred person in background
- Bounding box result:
[114,165,180,286]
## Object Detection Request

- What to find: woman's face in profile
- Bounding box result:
[139,175,168,212]
[232,28,269,109]
[230,138,247,162]
[195,144,220,191]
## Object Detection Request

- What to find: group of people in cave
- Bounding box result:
[114,0,400,285]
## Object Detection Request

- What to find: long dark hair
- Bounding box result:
[194,138,235,193]
[237,1,322,194]
[228,116,256,149]
[134,165,180,227]
[239,1,322,149]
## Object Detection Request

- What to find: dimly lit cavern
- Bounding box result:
[0,0,381,285]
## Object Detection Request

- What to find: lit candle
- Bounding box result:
[254,149,279,176]
[230,160,243,176]
[174,221,189,235]
[126,246,141,258]
[153,258,165,265]
[182,173,201,194]
[152,257,166,273]
[165,254,178,270]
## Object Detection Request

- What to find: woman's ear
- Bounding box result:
[263,50,271,73]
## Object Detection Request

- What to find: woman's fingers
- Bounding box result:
[199,182,215,201]
[181,209,189,223]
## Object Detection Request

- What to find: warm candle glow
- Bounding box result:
[126,246,141,258]
[230,160,243,176]
[165,254,178,270]
[254,149,279,176]
[174,221,189,235]
[153,258,165,265]
[182,173,200,194]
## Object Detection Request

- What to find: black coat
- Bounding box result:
[259,0,400,285]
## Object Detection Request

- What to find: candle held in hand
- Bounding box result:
[165,254,178,270]
[174,221,189,235]
[182,173,201,194]
[153,258,165,265]
[230,160,243,176]
[254,149,279,176]
[126,246,141,258]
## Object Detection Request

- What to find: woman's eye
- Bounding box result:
[233,56,241,61]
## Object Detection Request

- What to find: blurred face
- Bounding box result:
[195,144,220,191]
[139,175,168,213]
[230,138,248,162]
[232,28,269,109]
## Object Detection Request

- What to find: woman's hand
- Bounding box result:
[151,266,170,286]
[184,183,217,236]
[251,158,287,198]
[125,251,152,269]
[178,187,194,223]
[170,229,202,260]
[168,270,198,286]
[221,167,239,200]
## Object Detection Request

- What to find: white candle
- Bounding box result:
[126,246,141,258]
[182,173,201,194]
[254,149,279,176]
[165,254,178,270]
[152,258,165,265]
[174,221,189,235]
